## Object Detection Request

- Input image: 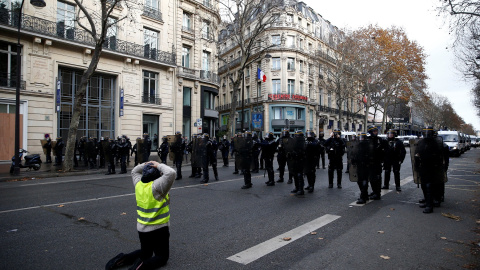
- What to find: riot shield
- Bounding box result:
[284,137,305,172]
[136,138,145,164]
[347,140,374,182]
[167,135,181,161]
[40,140,48,155]
[234,137,254,171]
[346,141,358,182]
[51,141,57,156]
[410,137,447,184]
[192,137,208,167]
[101,141,111,161]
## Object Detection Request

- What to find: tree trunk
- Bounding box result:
[225,81,242,139]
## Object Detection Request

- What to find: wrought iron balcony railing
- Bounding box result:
[177,67,220,85]
[0,72,26,90]
[142,95,162,105]
[182,26,194,34]
[0,10,175,66]
[142,6,163,21]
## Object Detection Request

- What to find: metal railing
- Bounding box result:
[0,10,175,66]
[177,67,220,85]
[182,26,194,34]
[0,72,25,90]
[142,6,163,21]
[142,95,162,105]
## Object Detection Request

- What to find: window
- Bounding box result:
[328,93,332,108]
[144,28,158,59]
[57,1,75,39]
[183,12,192,31]
[287,79,295,95]
[0,41,20,88]
[202,21,211,39]
[299,39,303,49]
[245,66,250,77]
[182,46,190,68]
[272,57,281,70]
[246,86,250,99]
[143,70,159,104]
[272,34,281,45]
[257,81,261,97]
[202,51,211,71]
[286,35,295,47]
[183,87,191,106]
[299,82,304,95]
[287,58,295,71]
[299,61,304,72]
[319,88,323,106]
[203,91,215,110]
[298,17,302,26]
[104,17,117,50]
[203,0,211,8]
[272,107,283,119]
[272,79,281,94]
[286,14,293,23]
[145,0,159,9]
[309,84,312,98]
[223,94,226,104]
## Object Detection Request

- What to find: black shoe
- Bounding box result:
[276,178,284,183]
[188,175,195,178]
[369,194,381,200]
[419,203,427,208]
[337,185,342,189]
[328,184,333,188]
[419,199,426,203]
[128,259,143,270]
[307,187,314,193]
[241,184,252,189]
[266,181,275,186]
[195,174,201,178]
[287,179,293,184]
[423,207,433,214]
[396,186,402,192]
[322,167,326,169]
[296,190,305,195]
[233,171,239,174]
[433,201,441,207]
[305,186,311,190]
[105,253,126,270]
[381,185,389,190]
[176,176,182,180]
[200,179,209,183]
[356,198,367,204]
[345,170,349,174]
[290,189,298,194]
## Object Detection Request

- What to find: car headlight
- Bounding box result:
[453,146,457,150]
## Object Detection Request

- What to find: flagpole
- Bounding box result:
[241,70,245,131]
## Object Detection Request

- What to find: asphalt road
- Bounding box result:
[0,148,479,270]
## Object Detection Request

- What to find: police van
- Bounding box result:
[341,131,357,141]
[437,130,463,157]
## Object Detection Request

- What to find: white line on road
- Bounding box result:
[227,214,341,265]
[349,176,414,207]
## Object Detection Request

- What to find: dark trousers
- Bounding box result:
[46,150,52,163]
[160,154,168,164]
[369,163,383,196]
[384,161,401,187]
[108,157,116,173]
[243,169,252,186]
[121,226,170,270]
[277,157,287,180]
[264,157,274,182]
[120,155,127,173]
[317,151,325,168]
[174,160,182,177]
[253,152,260,171]
[306,170,316,188]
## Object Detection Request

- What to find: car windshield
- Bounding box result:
[439,134,458,142]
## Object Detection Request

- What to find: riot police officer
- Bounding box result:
[305,130,320,193]
[324,129,345,188]
[131,137,140,166]
[317,131,326,169]
[276,129,293,184]
[261,132,278,186]
[188,134,201,178]
[286,130,306,195]
[382,129,406,191]
[366,125,387,200]
[43,135,52,164]
[252,132,261,173]
[232,132,243,175]
[142,133,152,162]
[220,136,230,167]
[170,131,185,180]
[353,132,370,204]
[158,136,169,164]
[105,137,117,175]
[54,137,65,166]
[233,131,255,189]
[117,136,129,174]
[98,137,106,168]
[86,137,97,169]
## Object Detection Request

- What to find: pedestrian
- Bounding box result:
[43,134,52,163]
[105,160,176,270]
[53,137,65,166]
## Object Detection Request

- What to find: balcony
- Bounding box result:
[0,72,25,90]
[142,94,162,105]
[215,96,266,112]
[177,67,220,85]
[142,6,163,22]
[317,105,363,119]
[0,10,175,66]
[218,57,241,73]
[182,26,194,35]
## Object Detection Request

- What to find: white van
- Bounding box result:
[341,131,357,142]
[437,131,463,157]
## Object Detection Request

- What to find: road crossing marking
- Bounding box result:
[349,176,413,207]
[227,214,341,265]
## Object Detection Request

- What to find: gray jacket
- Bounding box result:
[131,163,176,232]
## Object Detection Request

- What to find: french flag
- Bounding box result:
[257,68,266,82]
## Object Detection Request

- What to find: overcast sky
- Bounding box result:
[303,0,479,131]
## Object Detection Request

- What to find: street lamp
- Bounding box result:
[13,0,46,175]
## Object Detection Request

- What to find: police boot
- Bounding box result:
[296,175,305,195]
[422,183,433,213]
[394,171,401,191]
[356,181,369,204]
[287,172,293,184]
[175,164,182,180]
[382,171,391,189]
[328,169,334,188]
[336,170,342,188]
[213,167,219,181]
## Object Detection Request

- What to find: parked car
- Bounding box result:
[438,131,463,157]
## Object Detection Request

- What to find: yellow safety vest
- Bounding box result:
[135,181,170,225]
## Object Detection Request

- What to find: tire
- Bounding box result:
[33,164,41,171]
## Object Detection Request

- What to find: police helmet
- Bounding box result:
[295,130,304,137]
[281,129,290,138]
[358,132,368,141]
[387,129,397,139]
[367,125,378,136]
[265,132,275,140]
[175,131,182,136]
[318,131,325,139]
[244,130,253,138]
[203,133,210,139]
[306,130,316,138]
[333,129,341,138]
[422,126,435,138]
[252,131,258,139]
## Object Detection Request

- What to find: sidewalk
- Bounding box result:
[0,153,206,182]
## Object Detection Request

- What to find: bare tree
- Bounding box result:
[63,0,137,172]
[218,0,281,138]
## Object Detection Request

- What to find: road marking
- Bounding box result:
[445,187,477,192]
[227,214,341,265]
[349,176,413,207]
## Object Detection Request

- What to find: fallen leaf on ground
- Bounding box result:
[58,205,65,207]
[441,237,447,240]
[310,232,317,235]
[121,212,126,215]
[390,208,395,211]
[386,215,391,218]
[78,217,85,221]
[318,237,324,240]
[441,213,461,221]
[203,184,208,186]
[377,231,385,234]
[283,237,291,241]
[380,255,390,260]
[476,220,480,224]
